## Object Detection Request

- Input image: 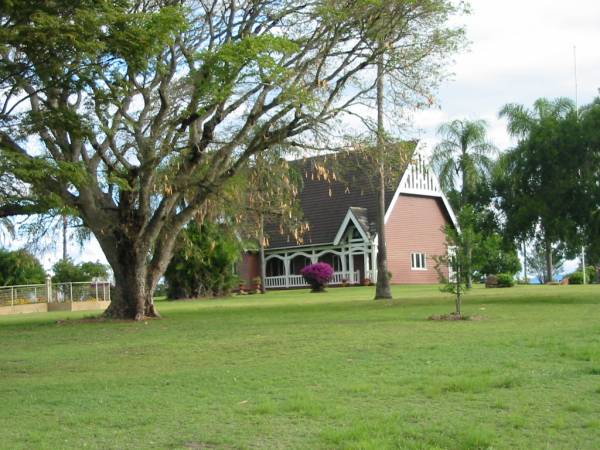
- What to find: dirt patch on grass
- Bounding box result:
[183,442,231,449]
[428,313,485,321]
[55,316,161,325]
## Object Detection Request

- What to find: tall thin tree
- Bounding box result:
[374,53,392,300]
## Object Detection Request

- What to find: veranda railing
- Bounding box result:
[264,270,360,289]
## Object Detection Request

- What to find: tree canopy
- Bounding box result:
[0,248,46,286]
[495,98,581,281]
[52,258,109,283]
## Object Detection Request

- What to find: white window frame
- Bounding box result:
[411,252,427,271]
[447,246,457,281]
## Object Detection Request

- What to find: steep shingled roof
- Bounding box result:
[265,146,415,249]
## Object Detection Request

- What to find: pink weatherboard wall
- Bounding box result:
[385,194,451,284]
[238,252,260,290]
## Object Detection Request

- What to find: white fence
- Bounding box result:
[0,281,111,307]
[51,282,111,303]
[264,271,360,289]
[0,283,48,307]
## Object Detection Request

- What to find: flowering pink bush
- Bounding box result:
[301,262,334,292]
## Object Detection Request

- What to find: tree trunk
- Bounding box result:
[62,215,68,260]
[460,156,472,289]
[522,240,528,283]
[100,233,163,320]
[259,216,266,294]
[544,236,553,283]
[455,258,462,316]
[374,52,392,300]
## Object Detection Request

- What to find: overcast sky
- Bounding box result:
[9,0,600,273]
[413,0,600,153]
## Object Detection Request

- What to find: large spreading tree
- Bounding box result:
[0,0,465,319]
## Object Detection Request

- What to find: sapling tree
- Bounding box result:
[433,209,475,317]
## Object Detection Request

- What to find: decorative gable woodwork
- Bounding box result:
[399,154,442,196]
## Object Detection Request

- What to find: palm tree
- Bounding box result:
[431,119,497,208]
[499,98,575,141]
[431,119,497,289]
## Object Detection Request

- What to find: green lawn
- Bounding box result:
[1,285,600,449]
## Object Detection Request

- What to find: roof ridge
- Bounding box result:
[288,140,419,164]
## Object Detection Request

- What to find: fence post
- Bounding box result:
[11,287,14,307]
[69,282,73,302]
[95,283,99,301]
[46,276,52,303]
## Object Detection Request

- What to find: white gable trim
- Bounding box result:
[384,142,459,229]
[333,208,370,245]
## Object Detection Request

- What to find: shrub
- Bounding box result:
[496,273,515,288]
[301,263,334,292]
[568,267,596,285]
[587,266,598,284]
[569,271,584,285]
[165,222,241,299]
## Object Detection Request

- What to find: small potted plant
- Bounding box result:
[252,276,263,294]
[301,262,334,293]
[362,277,371,286]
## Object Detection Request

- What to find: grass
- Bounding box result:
[1,284,600,449]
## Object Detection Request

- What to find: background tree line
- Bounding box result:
[432,96,600,286]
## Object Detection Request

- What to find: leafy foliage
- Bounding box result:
[574,98,600,267]
[233,150,307,247]
[0,248,46,286]
[433,208,476,316]
[496,273,515,288]
[164,222,241,299]
[472,233,521,279]
[495,98,580,282]
[52,258,109,283]
[432,119,497,206]
[301,262,334,293]
[567,267,596,285]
